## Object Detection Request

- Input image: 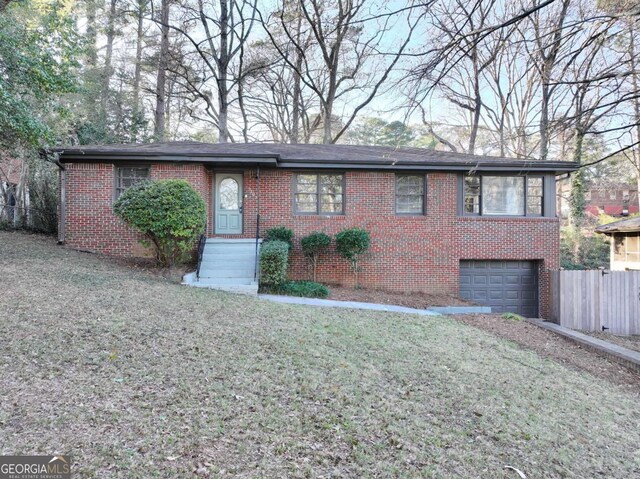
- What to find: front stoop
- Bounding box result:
[183,238,260,295]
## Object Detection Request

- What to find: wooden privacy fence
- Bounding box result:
[549,270,640,335]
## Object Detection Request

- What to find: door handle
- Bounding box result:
[239,204,243,213]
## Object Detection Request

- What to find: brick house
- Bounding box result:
[557,179,640,218]
[53,142,577,318]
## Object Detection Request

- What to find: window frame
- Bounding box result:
[614,233,640,263]
[461,173,545,217]
[395,174,427,216]
[293,172,346,216]
[113,165,151,201]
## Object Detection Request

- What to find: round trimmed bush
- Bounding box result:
[301,231,331,281]
[264,226,294,249]
[113,179,206,266]
[335,227,371,287]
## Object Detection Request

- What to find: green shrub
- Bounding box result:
[301,231,331,281]
[560,227,610,270]
[259,240,289,286]
[264,226,294,249]
[335,227,371,287]
[274,280,329,299]
[113,179,206,266]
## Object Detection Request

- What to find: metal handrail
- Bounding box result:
[195,233,206,280]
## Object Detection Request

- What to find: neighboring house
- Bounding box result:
[596,216,640,271]
[557,180,640,218]
[52,142,577,318]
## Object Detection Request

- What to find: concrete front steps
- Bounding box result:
[183,238,260,295]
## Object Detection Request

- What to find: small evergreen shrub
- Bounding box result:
[261,280,329,299]
[335,227,371,287]
[113,179,206,266]
[264,226,294,249]
[259,240,289,286]
[281,280,329,298]
[301,231,331,281]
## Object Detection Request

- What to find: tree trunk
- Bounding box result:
[154,0,170,142]
[538,0,570,161]
[569,131,585,225]
[468,44,482,155]
[85,0,97,67]
[630,24,640,200]
[100,0,117,120]
[132,0,146,140]
[217,0,230,143]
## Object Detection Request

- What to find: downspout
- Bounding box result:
[254,165,261,282]
[59,166,66,244]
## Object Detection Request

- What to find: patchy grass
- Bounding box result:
[1,231,640,478]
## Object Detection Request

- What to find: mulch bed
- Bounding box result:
[455,314,640,391]
[327,285,474,308]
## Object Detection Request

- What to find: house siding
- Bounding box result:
[61,163,559,317]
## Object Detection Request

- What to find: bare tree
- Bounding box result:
[159,0,258,143]
[262,0,423,144]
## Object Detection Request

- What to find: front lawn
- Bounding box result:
[1,232,639,477]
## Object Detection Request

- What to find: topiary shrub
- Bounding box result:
[335,227,370,287]
[259,240,289,286]
[113,179,206,266]
[264,226,294,249]
[301,231,331,281]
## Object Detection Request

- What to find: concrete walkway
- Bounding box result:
[259,294,441,316]
[526,318,640,373]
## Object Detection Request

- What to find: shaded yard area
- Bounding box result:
[1,231,640,478]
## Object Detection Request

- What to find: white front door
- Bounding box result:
[215,173,243,234]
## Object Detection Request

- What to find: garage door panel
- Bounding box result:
[472,291,488,301]
[460,260,538,317]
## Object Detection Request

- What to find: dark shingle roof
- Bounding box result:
[51,141,578,172]
[596,216,640,234]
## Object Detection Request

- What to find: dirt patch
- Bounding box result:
[328,285,474,308]
[586,331,640,354]
[455,314,640,391]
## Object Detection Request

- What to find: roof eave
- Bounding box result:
[278,160,577,173]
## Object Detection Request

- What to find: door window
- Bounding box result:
[219,177,239,210]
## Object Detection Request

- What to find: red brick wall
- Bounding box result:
[61,164,560,317]
[61,162,210,257]
[232,169,559,316]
